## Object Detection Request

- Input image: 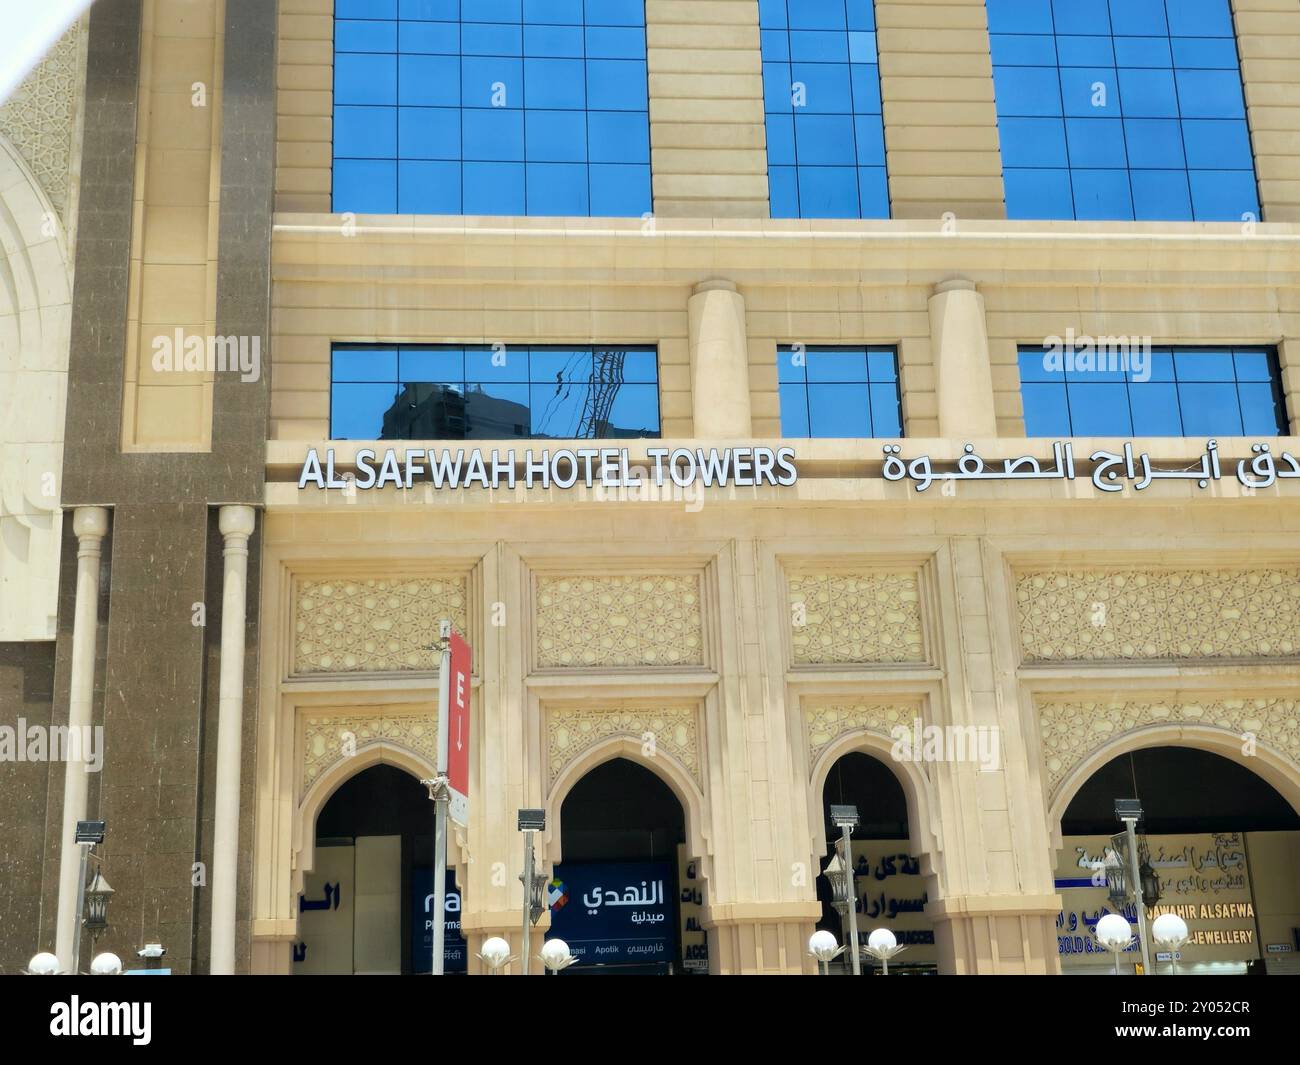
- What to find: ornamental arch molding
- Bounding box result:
[1044,719,1300,850]
[542,735,711,883]
[806,728,942,883]
[292,741,467,907]
[0,132,72,641]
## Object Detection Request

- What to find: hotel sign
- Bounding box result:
[298,445,799,491]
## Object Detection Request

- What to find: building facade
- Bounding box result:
[2,0,1300,975]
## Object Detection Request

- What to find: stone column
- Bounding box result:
[688,280,753,438]
[929,278,998,439]
[53,506,109,971]
[211,505,256,974]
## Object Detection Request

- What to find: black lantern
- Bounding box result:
[83,870,114,941]
[1138,846,1161,909]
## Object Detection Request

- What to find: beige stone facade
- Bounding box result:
[238,0,1300,976]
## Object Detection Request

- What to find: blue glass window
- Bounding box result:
[761,1,889,218]
[987,0,1260,221]
[330,344,661,440]
[1018,345,1288,436]
[777,345,901,437]
[333,3,651,216]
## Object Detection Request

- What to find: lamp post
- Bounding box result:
[864,927,907,974]
[826,804,861,975]
[1113,798,1154,975]
[72,820,108,975]
[807,930,843,975]
[517,808,548,975]
[1095,911,1135,976]
[1151,913,1189,976]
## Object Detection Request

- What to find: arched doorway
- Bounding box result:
[293,764,466,974]
[1055,745,1300,975]
[548,757,701,974]
[816,751,936,974]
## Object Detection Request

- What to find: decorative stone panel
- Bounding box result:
[804,702,925,767]
[1017,568,1300,662]
[788,571,924,664]
[546,705,700,788]
[301,711,437,798]
[1038,698,1300,797]
[294,576,468,674]
[534,574,704,668]
[0,21,83,220]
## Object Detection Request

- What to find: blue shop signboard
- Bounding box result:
[547,861,675,967]
[412,869,467,973]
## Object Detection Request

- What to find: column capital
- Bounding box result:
[932,276,977,296]
[71,506,109,540]
[692,278,738,296]
[218,504,256,539]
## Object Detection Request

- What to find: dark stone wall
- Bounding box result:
[0,641,56,973]
[25,0,278,974]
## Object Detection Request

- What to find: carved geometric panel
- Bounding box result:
[546,705,700,788]
[788,571,925,664]
[1038,697,1300,798]
[301,711,437,798]
[534,574,704,668]
[1017,568,1300,662]
[294,576,468,674]
[804,701,925,767]
[0,21,83,219]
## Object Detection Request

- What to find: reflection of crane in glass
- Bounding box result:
[575,349,625,439]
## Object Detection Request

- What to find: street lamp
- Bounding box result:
[25,952,61,975]
[1095,911,1135,976]
[539,938,578,974]
[517,808,548,976]
[1151,913,1189,976]
[865,927,907,974]
[1113,798,1154,975]
[827,804,861,976]
[807,929,844,975]
[476,935,516,974]
[90,953,122,976]
[72,819,108,975]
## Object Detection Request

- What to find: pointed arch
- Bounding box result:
[542,737,710,879]
[1047,724,1300,849]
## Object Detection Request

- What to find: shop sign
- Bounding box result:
[546,861,675,967]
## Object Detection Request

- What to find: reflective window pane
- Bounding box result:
[761,2,889,218]
[333,5,651,216]
[989,4,1261,220]
[332,345,662,440]
[777,346,902,438]
[1018,346,1288,437]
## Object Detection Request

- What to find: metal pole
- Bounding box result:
[840,826,860,976]
[1124,817,1152,975]
[71,843,90,974]
[521,831,534,976]
[431,624,451,976]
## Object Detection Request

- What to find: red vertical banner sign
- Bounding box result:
[446,631,470,827]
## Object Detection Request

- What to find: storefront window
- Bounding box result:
[760,0,889,218]
[987,0,1260,221]
[330,343,661,440]
[332,0,651,216]
[777,345,902,437]
[1018,344,1289,436]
